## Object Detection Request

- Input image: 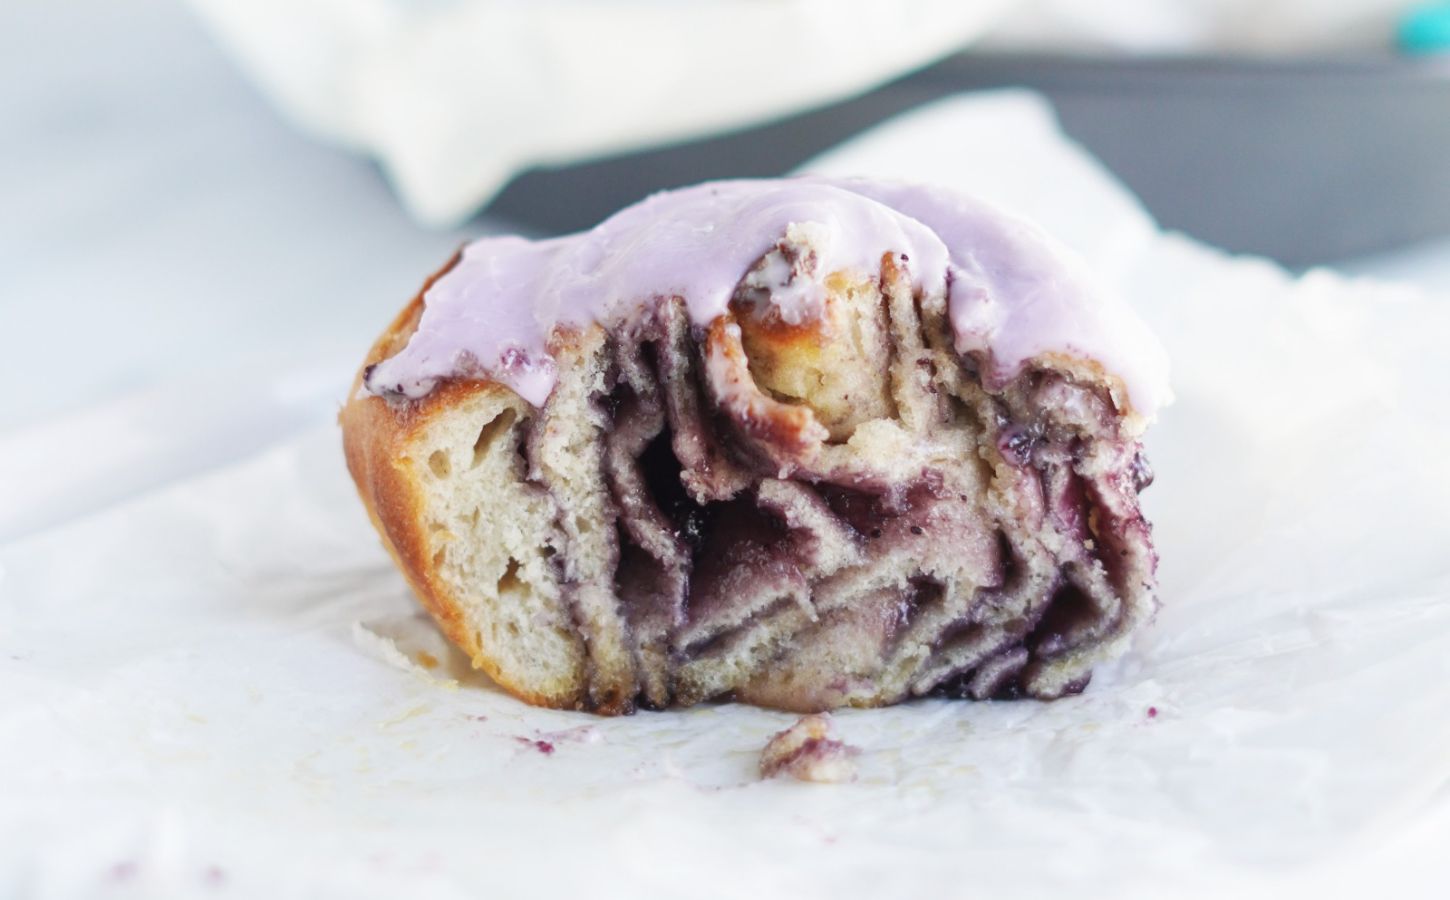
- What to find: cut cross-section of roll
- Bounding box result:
[342,177,1170,715]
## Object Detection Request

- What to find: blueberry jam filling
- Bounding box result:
[509,295,1155,712]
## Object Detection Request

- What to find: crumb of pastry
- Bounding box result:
[759,714,859,783]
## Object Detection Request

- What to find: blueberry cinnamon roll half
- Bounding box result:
[341,178,1170,714]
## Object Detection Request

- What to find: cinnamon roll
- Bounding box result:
[341,178,1170,715]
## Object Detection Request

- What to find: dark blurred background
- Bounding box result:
[489,53,1450,267]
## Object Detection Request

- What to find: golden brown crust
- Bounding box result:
[339,256,584,710]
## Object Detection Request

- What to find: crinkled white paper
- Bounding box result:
[2,93,1448,899]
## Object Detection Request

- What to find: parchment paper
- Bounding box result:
[2,93,1448,899]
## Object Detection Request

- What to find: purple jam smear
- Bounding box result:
[514,737,556,755]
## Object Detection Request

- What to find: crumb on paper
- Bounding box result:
[381,704,431,730]
[759,714,858,784]
[351,621,456,686]
[352,621,432,676]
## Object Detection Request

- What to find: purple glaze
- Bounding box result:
[364,177,1170,418]
[818,178,1171,417]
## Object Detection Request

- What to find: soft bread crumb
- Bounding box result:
[351,620,443,682]
[759,714,859,783]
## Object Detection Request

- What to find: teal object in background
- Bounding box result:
[1399,2,1450,54]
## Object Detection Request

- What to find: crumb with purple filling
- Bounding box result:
[759,714,859,783]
